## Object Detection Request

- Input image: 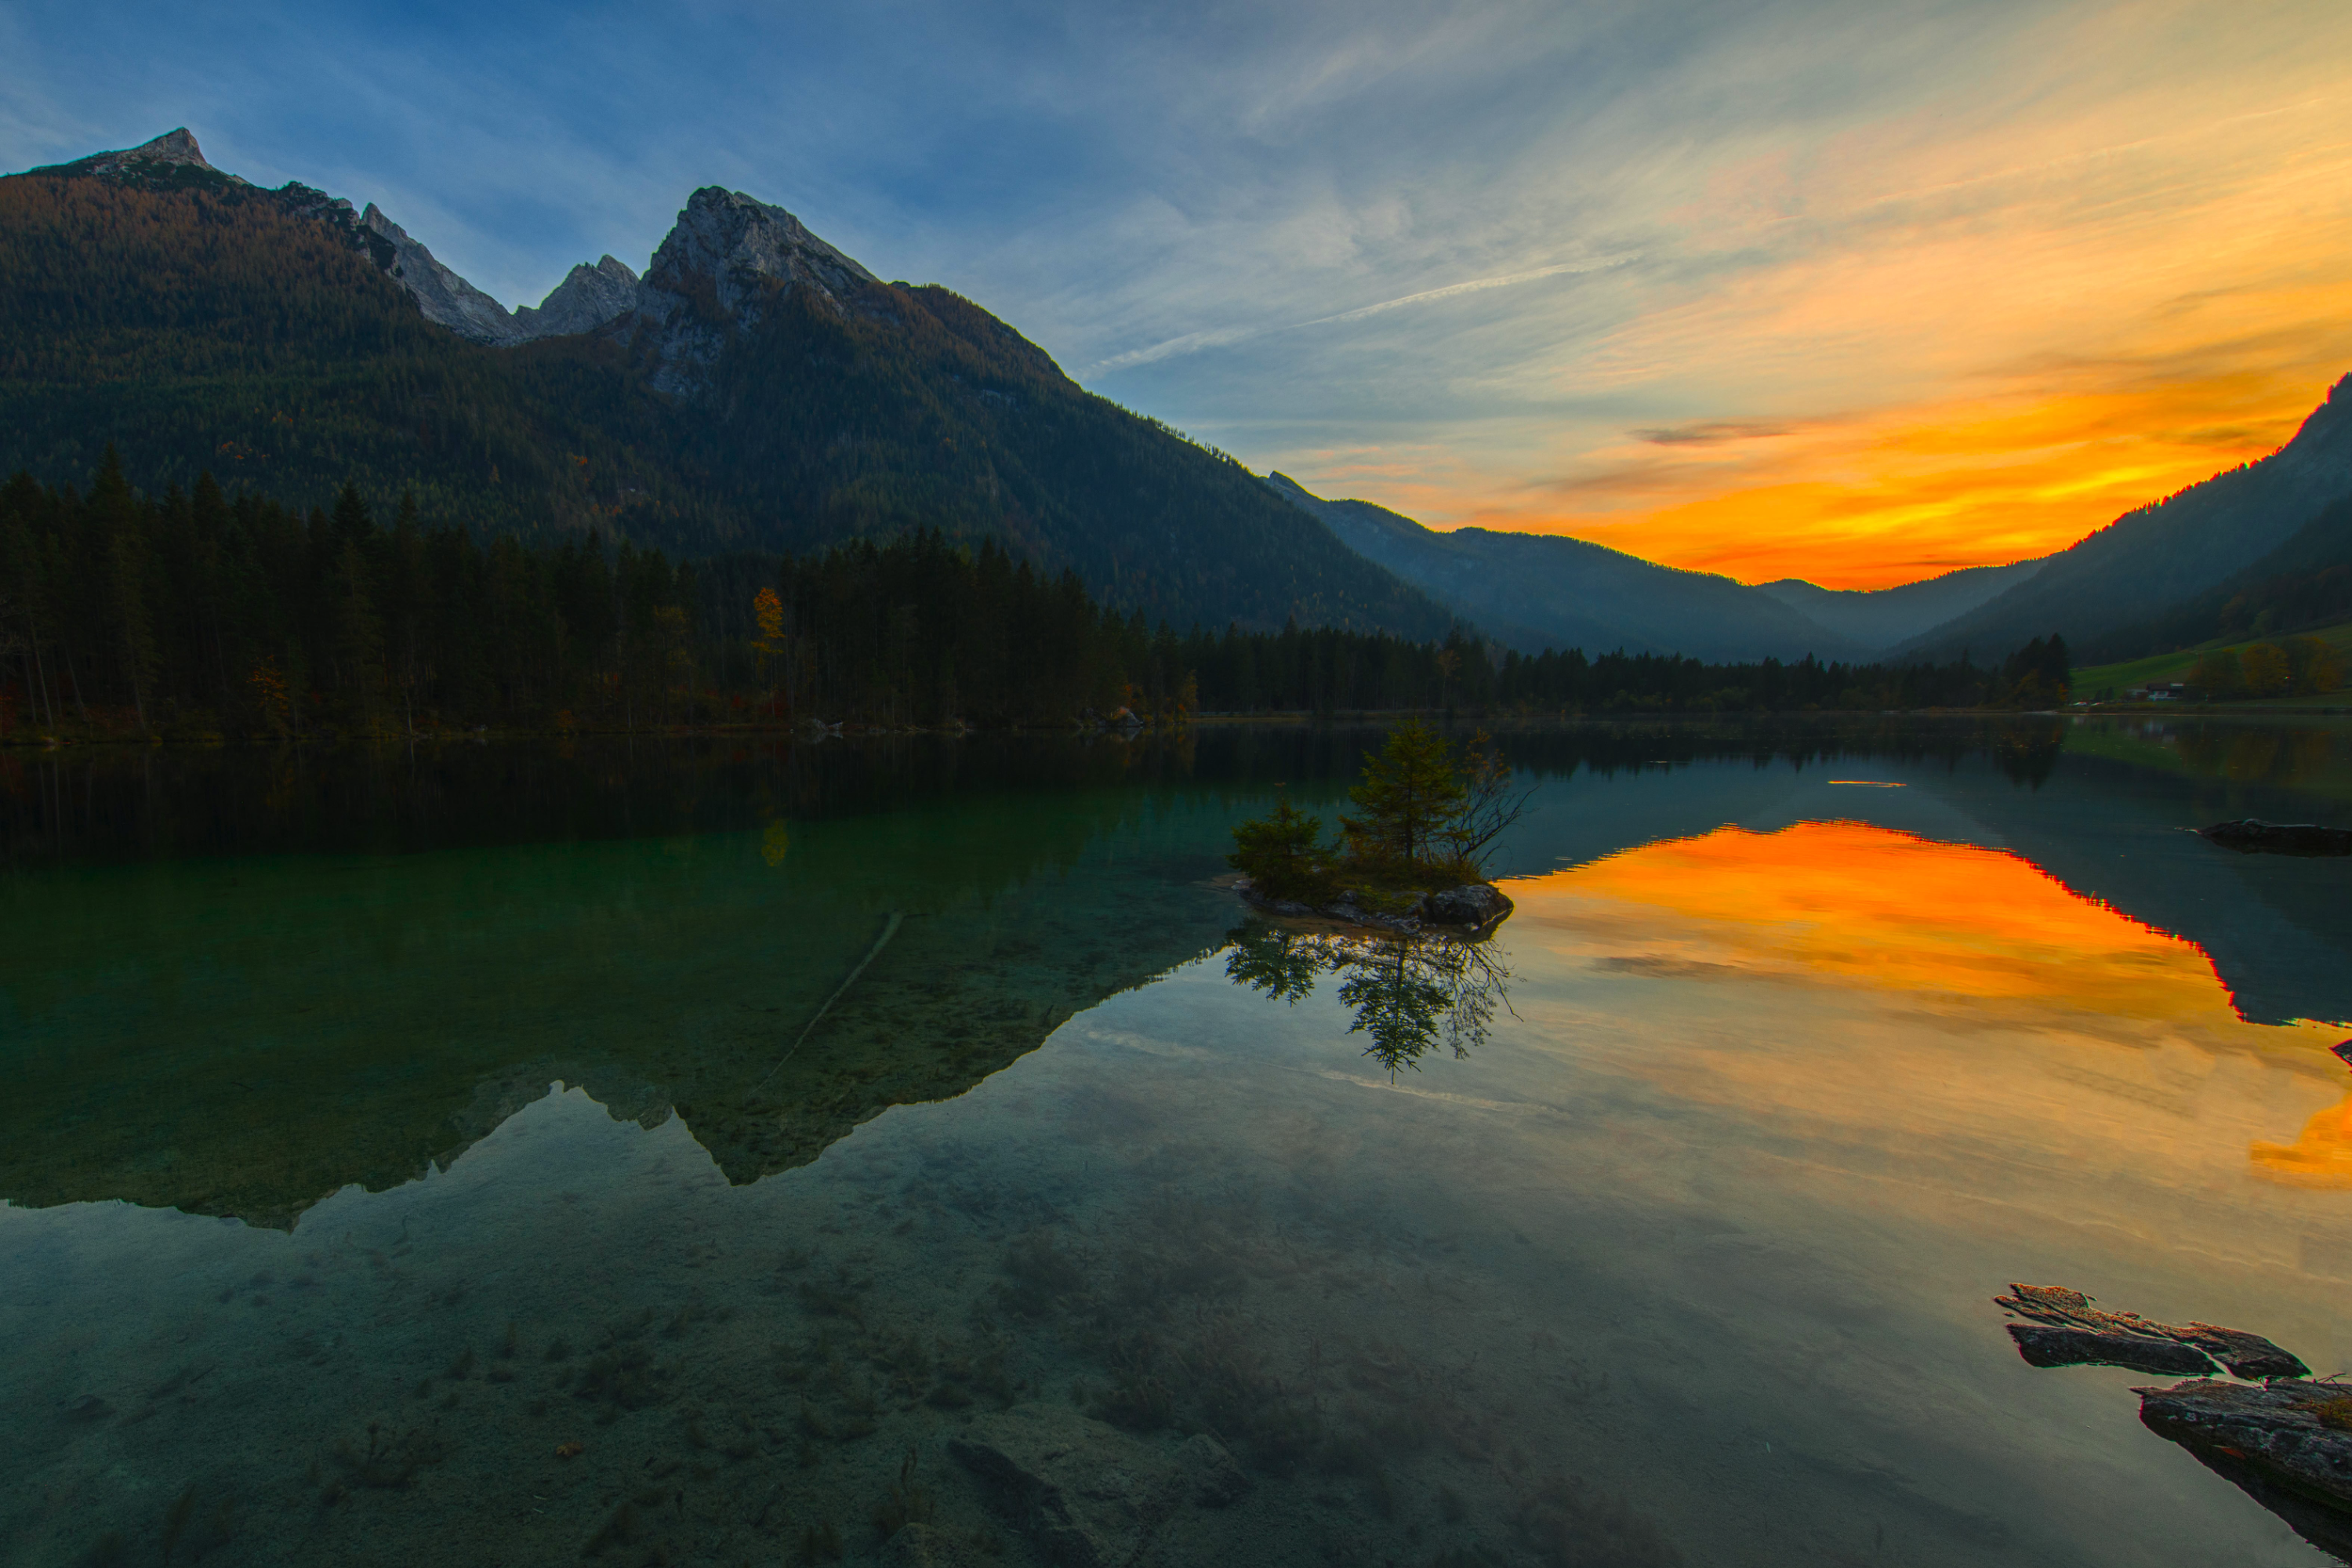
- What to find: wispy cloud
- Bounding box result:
[1082,253,1638,376]
[1633,420,1793,446]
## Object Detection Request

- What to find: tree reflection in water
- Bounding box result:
[1222,922,1513,1076]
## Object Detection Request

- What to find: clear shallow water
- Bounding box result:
[4,719,2351,1566]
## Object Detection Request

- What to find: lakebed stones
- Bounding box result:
[2198,818,2352,856]
[947,1403,1247,1567]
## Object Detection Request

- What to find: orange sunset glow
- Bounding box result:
[1281,15,2352,589]
[1510,372,2345,588]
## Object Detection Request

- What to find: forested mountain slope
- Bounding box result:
[0,132,1454,637]
[1897,376,2352,660]
[1754,561,2042,650]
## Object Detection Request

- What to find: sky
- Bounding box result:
[5,0,2351,588]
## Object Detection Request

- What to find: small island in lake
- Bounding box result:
[1227,720,1524,935]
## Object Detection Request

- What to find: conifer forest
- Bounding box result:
[0,454,2053,742]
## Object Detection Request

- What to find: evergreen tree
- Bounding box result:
[1226,796,1332,902]
[1342,720,1465,868]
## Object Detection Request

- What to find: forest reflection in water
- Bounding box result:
[1224,923,1513,1076]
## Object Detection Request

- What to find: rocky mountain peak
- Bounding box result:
[359,203,530,347]
[628,187,882,394]
[119,128,212,169]
[514,255,641,339]
[31,126,247,186]
[646,187,879,315]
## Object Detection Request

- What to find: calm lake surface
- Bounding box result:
[4,717,2351,1567]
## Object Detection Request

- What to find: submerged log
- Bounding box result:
[2198,818,2352,856]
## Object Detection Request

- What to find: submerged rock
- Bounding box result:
[2139,1379,2352,1508]
[948,1403,1247,1566]
[2006,1323,2216,1376]
[1995,1284,2346,1555]
[2198,818,2352,856]
[1994,1283,2310,1379]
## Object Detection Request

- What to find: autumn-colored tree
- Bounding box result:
[2187,647,2243,698]
[2240,642,2292,699]
[2287,636,2345,695]
[249,658,291,737]
[753,586,785,659]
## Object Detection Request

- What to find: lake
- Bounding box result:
[3,716,2350,1567]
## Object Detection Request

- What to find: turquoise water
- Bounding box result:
[4,719,2351,1566]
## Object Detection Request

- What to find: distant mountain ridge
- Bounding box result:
[1270,474,1904,662]
[1896,376,2352,661]
[1273,374,2352,666]
[1755,563,2042,650]
[0,129,1457,637]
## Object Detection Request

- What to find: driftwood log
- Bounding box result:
[2198,819,2352,856]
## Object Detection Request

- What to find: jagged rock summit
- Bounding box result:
[514,255,640,338]
[624,187,884,394]
[356,209,648,348]
[24,131,884,363]
[32,126,246,186]
[358,203,535,346]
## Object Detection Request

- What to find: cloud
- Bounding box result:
[1081,252,1637,376]
[1633,420,1793,445]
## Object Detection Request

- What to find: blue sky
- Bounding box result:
[7,0,2351,585]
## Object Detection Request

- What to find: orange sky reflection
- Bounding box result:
[1499,821,2349,1181]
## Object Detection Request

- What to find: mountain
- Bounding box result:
[1266,472,1873,662]
[1896,376,2352,660]
[0,130,1455,637]
[1754,561,2042,650]
[2075,490,2352,662]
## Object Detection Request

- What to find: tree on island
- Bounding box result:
[1228,720,1529,909]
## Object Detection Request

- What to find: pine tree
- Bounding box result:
[1341,720,1465,869]
[1226,795,1332,902]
